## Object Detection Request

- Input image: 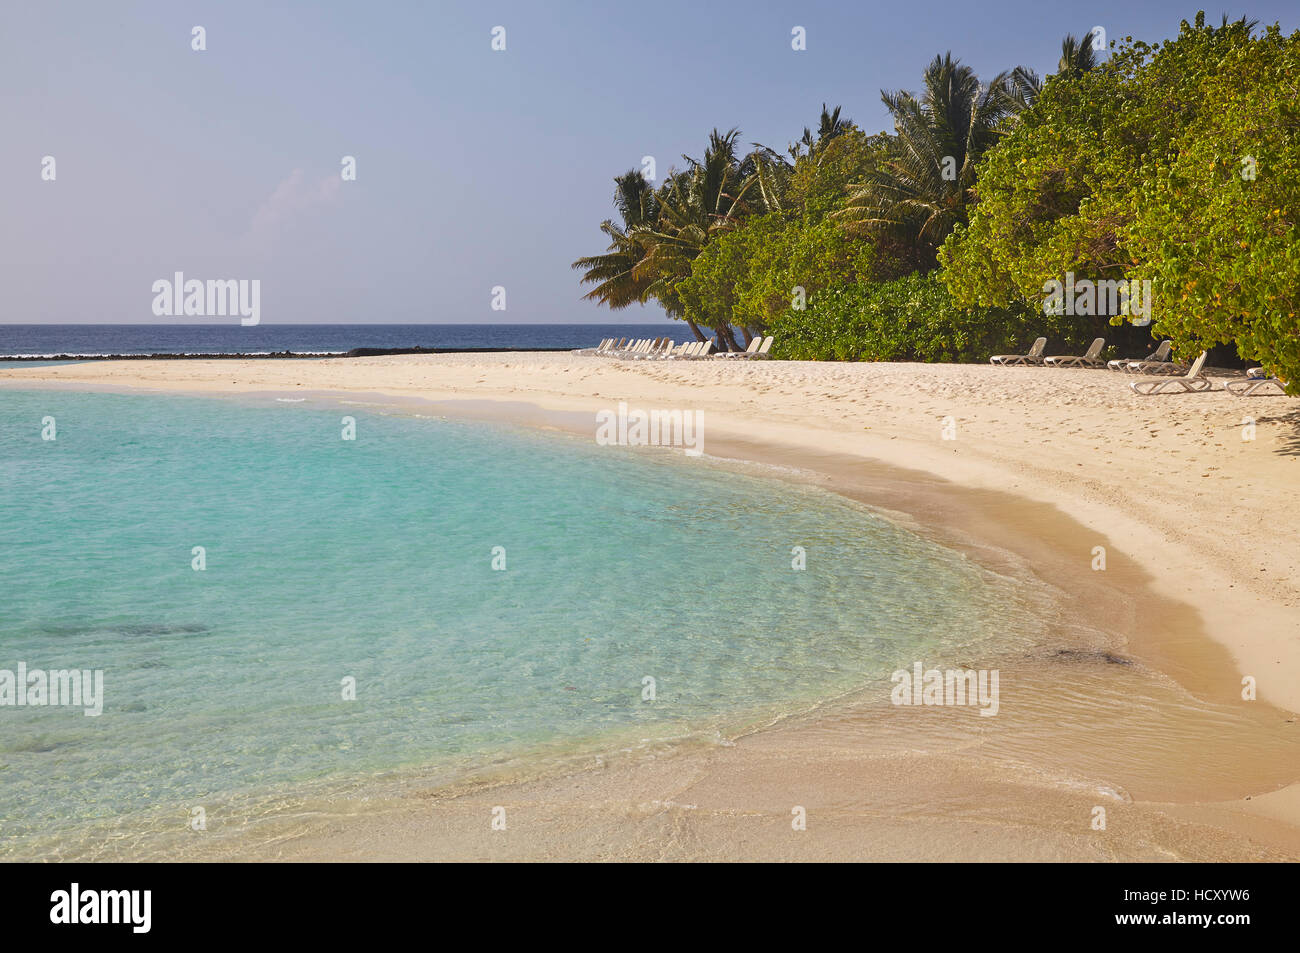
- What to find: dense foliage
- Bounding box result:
[767,274,1083,363]
[941,14,1298,387]
[676,214,875,340]
[575,13,1299,389]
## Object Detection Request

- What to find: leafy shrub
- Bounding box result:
[767,274,1089,362]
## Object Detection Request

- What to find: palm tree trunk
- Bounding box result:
[685,319,707,342]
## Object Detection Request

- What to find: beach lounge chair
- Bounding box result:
[990,337,1047,366]
[686,341,716,359]
[1044,338,1106,368]
[665,341,700,360]
[1111,340,1173,373]
[1130,352,1211,394]
[719,337,762,359]
[634,339,673,360]
[739,336,774,359]
[1135,356,1189,376]
[1225,372,1288,396]
[1107,340,1168,371]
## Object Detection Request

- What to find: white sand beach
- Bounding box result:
[4,353,1298,861]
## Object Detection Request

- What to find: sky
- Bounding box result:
[4,1,1298,325]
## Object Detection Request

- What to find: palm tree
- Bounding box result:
[1217,14,1259,31]
[1006,64,1042,111]
[735,105,857,235]
[798,104,851,157]
[1057,31,1099,76]
[1009,30,1104,111]
[837,54,1017,268]
[757,103,854,168]
[575,130,793,347]
[571,170,660,310]
[635,129,780,347]
[737,143,794,214]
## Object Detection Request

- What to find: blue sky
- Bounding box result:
[4,1,1297,324]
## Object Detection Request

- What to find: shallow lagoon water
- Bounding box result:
[0,389,1052,856]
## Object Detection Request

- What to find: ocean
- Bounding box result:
[0,324,677,358]
[0,388,1050,859]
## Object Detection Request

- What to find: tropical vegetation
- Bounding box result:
[573,13,1299,390]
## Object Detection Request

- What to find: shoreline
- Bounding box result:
[4,353,1298,860]
[0,347,581,361]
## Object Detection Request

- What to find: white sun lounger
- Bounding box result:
[990,337,1047,366]
[719,337,762,358]
[633,338,674,360]
[1044,338,1106,368]
[736,336,774,359]
[1226,373,1288,395]
[631,337,660,358]
[1130,352,1211,394]
[1111,340,1174,373]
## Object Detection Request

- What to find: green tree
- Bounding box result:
[1124,20,1298,387]
[571,170,660,309]
[636,129,796,346]
[837,54,1019,269]
[786,129,887,222]
[677,213,875,341]
[940,13,1298,385]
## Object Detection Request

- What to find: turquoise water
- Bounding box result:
[0,389,1046,857]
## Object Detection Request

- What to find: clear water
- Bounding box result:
[0,324,676,357]
[0,389,1047,857]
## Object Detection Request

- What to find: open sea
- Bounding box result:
[0,387,1054,859]
[0,324,675,358]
